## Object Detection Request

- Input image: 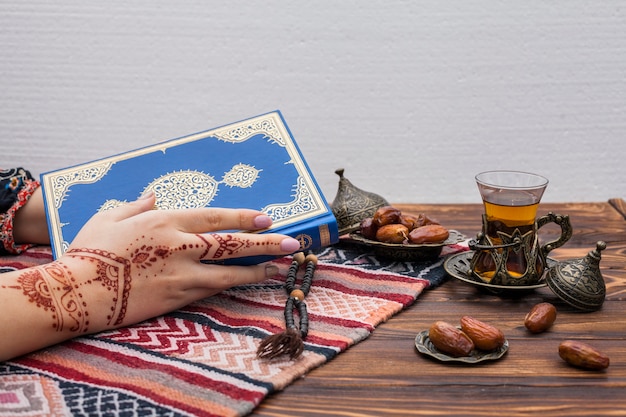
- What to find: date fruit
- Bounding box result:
[408,224,450,244]
[359,217,378,240]
[399,214,420,231]
[460,316,505,351]
[558,340,610,370]
[373,206,401,227]
[415,213,440,227]
[375,224,409,244]
[428,321,475,357]
[524,302,557,334]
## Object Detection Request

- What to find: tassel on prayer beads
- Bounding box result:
[257,252,317,360]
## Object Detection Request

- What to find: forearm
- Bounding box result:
[0,263,71,361]
[13,186,50,245]
[0,256,119,361]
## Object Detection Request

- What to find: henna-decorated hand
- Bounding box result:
[0,192,301,361]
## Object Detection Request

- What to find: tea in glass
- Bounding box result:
[471,171,549,284]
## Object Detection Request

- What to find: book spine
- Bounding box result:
[273,213,339,252]
[222,213,339,266]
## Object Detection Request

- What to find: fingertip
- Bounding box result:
[138,191,155,201]
[135,191,156,209]
[280,237,301,253]
[253,214,273,229]
[265,264,279,278]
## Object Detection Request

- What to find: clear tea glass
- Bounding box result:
[469,171,572,286]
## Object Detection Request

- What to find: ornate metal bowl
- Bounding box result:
[348,230,465,262]
[415,328,509,364]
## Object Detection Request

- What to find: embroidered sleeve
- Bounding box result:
[1,167,41,255]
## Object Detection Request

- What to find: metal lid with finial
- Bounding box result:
[545,241,607,312]
[330,168,389,235]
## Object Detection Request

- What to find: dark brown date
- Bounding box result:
[415,213,440,227]
[524,302,557,334]
[399,214,420,231]
[559,340,610,370]
[373,206,401,227]
[375,223,409,244]
[359,217,378,240]
[428,321,475,357]
[408,224,449,244]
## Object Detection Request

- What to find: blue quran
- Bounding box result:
[40,110,339,264]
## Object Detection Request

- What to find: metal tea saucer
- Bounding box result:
[444,251,553,295]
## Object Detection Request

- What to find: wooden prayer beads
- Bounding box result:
[257,252,317,360]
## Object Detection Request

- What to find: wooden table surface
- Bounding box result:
[251,199,626,417]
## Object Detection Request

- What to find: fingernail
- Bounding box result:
[253,214,273,229]
[138,191,154,200]
[280,237,301,252]
[265,264,279,277]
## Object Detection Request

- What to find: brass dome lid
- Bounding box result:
[330,168,389,235]
[545,241,607,312]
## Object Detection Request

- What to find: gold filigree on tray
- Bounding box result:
[415,329,509,364]
[348,230,465,262]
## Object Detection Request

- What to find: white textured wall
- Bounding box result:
[1,1,625,204]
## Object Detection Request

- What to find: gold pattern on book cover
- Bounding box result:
[212,118,285,146]
[262,176,318,221]
[50,163,113,209]
[97,164,262,212]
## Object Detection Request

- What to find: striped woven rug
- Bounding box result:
[0,241,466,416]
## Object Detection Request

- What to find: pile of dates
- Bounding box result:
[428,316,506,357]
[360,205,450,244]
